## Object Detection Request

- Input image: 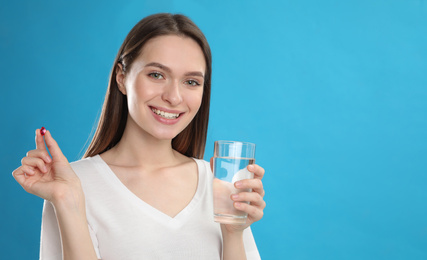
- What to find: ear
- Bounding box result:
[116,63,127,95]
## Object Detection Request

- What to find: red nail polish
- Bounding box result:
[40,127,46,136]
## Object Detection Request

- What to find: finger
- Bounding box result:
[21,165,36,176]
[234,202,264,222]
[231,192,266,208]
[235,178,264,195]
[21,156,48,173]
[247,164,265,180]
[12,167,27,186]
[44,130,67,161]
[27,149,52,164]
[35,129,47,151]
[12,167,37,194]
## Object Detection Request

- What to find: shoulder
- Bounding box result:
[69,155,104,185]
[70,156,97,174]
[69,155,109,203]
[192,158,214,183]
[192,158,210,171]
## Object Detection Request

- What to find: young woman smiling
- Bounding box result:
[13,13,266,260]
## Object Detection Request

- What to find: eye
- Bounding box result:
[149,72,164,80]
[185,80,201,86]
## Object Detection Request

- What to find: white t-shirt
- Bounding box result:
[39,155,261,259]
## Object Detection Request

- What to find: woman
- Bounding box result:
[13,13,266,259]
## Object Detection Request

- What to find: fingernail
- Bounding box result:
[231,194,240,200]
[45,156,52,163]
[40,127,47,136]
[248,165,255,171]
[235,202,242,208]
[235,181,243,188]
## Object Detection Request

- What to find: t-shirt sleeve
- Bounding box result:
[243,227,261,260]
[39,200,62,259]
[39,200,101,259]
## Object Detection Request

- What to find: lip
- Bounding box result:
[149,106,185,125]
[149,106,183,114]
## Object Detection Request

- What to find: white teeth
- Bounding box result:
[151,108,180,119]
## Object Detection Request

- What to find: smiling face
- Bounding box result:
[116,35,206,141]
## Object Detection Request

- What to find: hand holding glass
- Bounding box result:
[213,141,256,224]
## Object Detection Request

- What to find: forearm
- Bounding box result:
[222,227,246,260]
[52,188,98,260]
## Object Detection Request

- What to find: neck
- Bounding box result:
[101,117,180,169]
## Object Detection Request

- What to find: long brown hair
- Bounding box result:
[83,13,211,159]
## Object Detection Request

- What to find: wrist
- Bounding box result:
[221,225,246,260]
[51,184,86,213]
[221,224,244,238]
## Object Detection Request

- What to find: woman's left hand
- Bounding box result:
[210,158,266,234]
[223,164,266,233]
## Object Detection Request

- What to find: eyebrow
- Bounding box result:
[145,62,204,78]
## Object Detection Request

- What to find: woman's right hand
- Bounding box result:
[12,128,82,204]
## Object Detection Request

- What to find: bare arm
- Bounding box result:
[52,187,98,260]
[221,227,246,260]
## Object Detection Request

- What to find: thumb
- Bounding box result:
[44,130,67,162]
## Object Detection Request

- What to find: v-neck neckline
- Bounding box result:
[92,154,205,227]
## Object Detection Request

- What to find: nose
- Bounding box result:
[161,80,183,106]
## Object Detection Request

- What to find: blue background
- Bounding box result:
[1,0,426,259]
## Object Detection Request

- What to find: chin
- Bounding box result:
[150,130,181,141]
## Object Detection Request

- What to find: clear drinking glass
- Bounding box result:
[213,140,256,224]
